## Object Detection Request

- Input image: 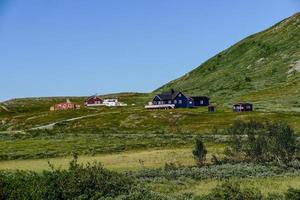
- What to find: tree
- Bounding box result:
[193,137,207,167]
[265,122,297,162]
[225,120,298,163]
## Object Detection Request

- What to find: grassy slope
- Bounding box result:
[156,13,300,111]
[0,12,300,164]
[1,14,300,198]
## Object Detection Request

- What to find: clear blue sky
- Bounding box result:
[0,0,299,101]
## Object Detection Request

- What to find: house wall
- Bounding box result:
[173,93,189,108]
[193,99,209,106]
[152,93,192,108]
[233,104,253,112]
[86,98,103,105]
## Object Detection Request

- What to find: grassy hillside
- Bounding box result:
[156,12,300,111]
[1,14,300,199]
[0,92,149,114]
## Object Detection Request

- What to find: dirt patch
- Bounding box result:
[287,60,300,77]
[295,60,300,72]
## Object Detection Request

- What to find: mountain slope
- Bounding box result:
[156,13,300,111]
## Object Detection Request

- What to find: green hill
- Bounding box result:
[156,12,300,111]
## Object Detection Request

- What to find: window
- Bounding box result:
[178,94,181,97]
[168,100,172,104]
[174,100,177,104]
[179,100,182,104]
[200,100,204,104]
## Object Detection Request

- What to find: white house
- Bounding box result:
[103,99,127,107]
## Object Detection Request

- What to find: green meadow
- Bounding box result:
[1,13,300,199]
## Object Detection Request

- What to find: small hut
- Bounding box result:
[208,105,215,112]
[233,103,253,112]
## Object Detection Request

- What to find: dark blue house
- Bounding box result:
[152,89,193,108]
[190,96,210,107]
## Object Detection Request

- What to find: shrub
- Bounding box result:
[285,188,300,200]
[225,120,297,163]
[197,181,263,200]
[0,156,169,200]
[192,137,207,167]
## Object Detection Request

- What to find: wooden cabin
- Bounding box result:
[148,89,193,109]
[50,99,81,111]
[85,96,104,107]
[233,103,253,112]
[190,96,210,107]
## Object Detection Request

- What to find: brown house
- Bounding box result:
[233,103,253,112]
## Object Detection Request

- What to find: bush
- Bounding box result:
[0,157,169,200]
[128,163,295,182]
[197,181,263,200]
[285,188,300,200]
[225,120,297,163]
[192,137,207,167]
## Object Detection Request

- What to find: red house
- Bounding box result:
[85,96,104,107]
[50,99,81,111]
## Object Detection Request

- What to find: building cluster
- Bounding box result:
[50,99,81,111]
[50,96,127,111]
[84,96,127,107]
[49,89,253,112]
[145,89,253,112]
[145,89,209,109]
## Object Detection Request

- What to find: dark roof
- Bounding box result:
[233,103,253,106]
[86,95,103,101]
[155,89,184,101]
[190,96,210,100]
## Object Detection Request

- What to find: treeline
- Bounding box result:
[0,155,169,200]
[224,120,298,163]
[193,120,299,165]
[2,160,300,200]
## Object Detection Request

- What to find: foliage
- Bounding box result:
[197,181,264,200]
[285,188,300,200]
[0,156,171,200]
[195,181,300,200]
[192,137,207,167]
[127,163,298,182]
[225,120,298,163]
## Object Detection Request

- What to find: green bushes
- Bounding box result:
[0,157,169,200]
[128,163,296,182]
[192,137,207,167]
[224,120,298,163]
[196,182,300,200]
[197,182,264,200]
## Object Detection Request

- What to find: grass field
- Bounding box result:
[148,176,300,197]
[1,105,300,161]
[0,143,225,172]
[1,94,300,198]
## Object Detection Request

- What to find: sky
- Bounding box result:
[0,0,299,101]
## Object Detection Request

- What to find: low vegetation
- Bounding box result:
[0,155,169,200]
[224,120,298,163]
